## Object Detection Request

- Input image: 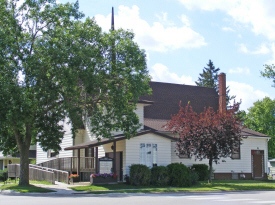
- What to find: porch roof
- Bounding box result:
[64,129,175,151]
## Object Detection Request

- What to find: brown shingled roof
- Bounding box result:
[241,128,269,137]
[139,81,219,120]
[144,118,269,138]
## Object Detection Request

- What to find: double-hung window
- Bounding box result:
[231,141,240,159]
[140,143,157,167]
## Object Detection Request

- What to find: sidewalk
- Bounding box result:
[32,181,90,195]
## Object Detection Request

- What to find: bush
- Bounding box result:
[189,171,199,185]
[129,164,151,186]
[191,164,209,181]
[124,174,130,184]
[167,163,191,187]
[30,159,36,165]
[0,169,8,182]
[151,166,169,186]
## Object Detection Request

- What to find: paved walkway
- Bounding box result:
[32,181,90,195]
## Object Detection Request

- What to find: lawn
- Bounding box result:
[0,180,55,193]
[0,184,54,193]
[69,180,275,194]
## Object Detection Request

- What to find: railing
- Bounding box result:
[8,164,70,184]
[29,166,54,184]
[37,157,95,172]
[29,164,69,184]
[7,164,20,178]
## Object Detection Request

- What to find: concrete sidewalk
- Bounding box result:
[32,181,90,195]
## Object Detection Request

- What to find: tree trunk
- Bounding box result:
[13,125,32,186]
[19,146,30,186]
[208,156,213,183]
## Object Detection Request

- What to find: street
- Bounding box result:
[1,191,275,205]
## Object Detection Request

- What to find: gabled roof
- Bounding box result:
[241,128,269,138]
[64,130,175,150]
[139,81,219,120]
[143,118,269,138]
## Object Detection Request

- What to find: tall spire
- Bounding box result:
[111,7,114,30]
[111,7,116,70]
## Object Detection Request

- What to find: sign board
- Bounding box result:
[99,157,113,174]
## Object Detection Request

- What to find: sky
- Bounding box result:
[58,0,275,112]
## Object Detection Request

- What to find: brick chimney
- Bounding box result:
[218,73,226,114]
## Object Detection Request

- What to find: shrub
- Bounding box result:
[189,171,199,185]
[191,164,209,181]
[0,169,8,182]
[124,174,130,184]
[30,159,36,165]
[129,164,151,186]
[151,166,169,186]
[167,163,191,187]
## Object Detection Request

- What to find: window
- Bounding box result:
[232,141,240,159]
[140,143,157,167]
[178,153,190,159]
[47,150,58,158]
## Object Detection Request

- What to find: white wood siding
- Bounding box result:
[135,104,144,130]
[171,136,269,173]
[36,133,74,164]
[36,142,48,164]
[59,133,73,158]
[124,133,171,176]
[73,131,85,157]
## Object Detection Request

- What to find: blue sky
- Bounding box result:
[59,0,275,111]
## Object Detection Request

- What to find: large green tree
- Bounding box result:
[261,64,275,87]
[245,97,275,158]
[195,59,236,105]
[0,0,151,185]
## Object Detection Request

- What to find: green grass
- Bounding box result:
[1,179,53,185]
[0,180,54,193]
[70,180,275,194]
[30,180,53,185]
[0,184,55,193]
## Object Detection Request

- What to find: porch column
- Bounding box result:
[95,147,99,174]
[77,149,80,175]
[113,141,116,174]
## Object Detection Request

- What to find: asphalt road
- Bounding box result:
[1,191,275,205]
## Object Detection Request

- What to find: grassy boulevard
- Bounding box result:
[1,180,275,193]
[0,180,55,193]
[68,180,275,194]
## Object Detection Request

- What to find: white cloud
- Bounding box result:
[94,5,207,52]
[222,27,235,32]
[238,43,270,55]
[180,14,191,27]
[178,0,275,41]
[228,67,251,75]
[227,81,269,111]
[150,63,195,85]
[155,12,175,26]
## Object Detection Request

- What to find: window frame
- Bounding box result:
[231,141,241,160]
[140,143,158,167]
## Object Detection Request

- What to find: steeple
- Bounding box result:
[111,7,114,30]
[111,7,116,69]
